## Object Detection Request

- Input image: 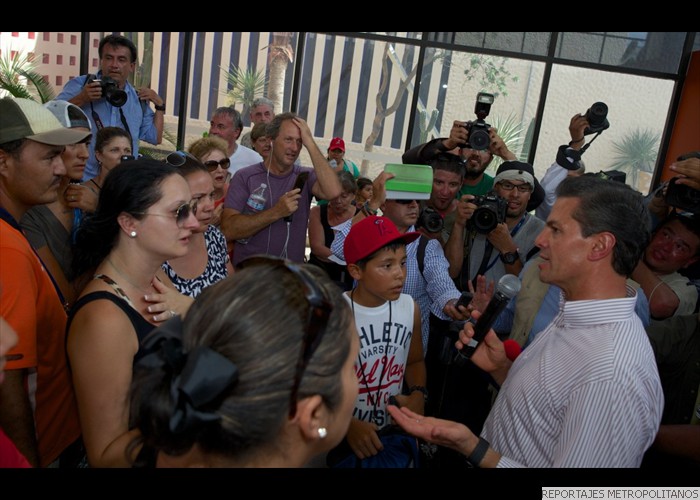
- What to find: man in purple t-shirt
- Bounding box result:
[221,112,341,265]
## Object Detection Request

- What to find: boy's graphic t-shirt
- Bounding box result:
[344,293,415,429]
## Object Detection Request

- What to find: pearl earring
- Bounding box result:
[129,231,137,238]
[317,427,327,439]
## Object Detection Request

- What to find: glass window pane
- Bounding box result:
[296,33,418,176]
[409,48,546,177]
[533,64,675,195]
[430,32,551,57]
[556,32,687,74]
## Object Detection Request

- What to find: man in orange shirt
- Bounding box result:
[0,97,89,467]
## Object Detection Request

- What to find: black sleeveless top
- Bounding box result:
[66,291,156,365]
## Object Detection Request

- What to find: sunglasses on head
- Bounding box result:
[235,255,333,418]
[165,150,200,168]
[394,199,418,205]
[203,158,231,172]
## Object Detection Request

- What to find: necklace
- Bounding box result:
[89,178,102,190]
[350,289,392,425]
[106,256,154,295]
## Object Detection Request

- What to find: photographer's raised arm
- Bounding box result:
[669,154,700,191]
[488,128,516,162]
[402,121,467,164]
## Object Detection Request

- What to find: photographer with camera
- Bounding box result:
[445,161,546,292]
[57,34,164,182]
[535,113,589,221]
[414,153,466,246]
[403,94,543,212]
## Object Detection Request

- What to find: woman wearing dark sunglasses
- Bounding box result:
[68,159,199,467]
[128,258,359,467]
[188,136,231,228]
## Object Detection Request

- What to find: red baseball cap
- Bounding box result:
[344,216,420,265]
[329,137,345,152]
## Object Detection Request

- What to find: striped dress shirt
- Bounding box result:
[483,286,664,467]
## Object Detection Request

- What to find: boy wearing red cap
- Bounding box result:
[328,215,427,466]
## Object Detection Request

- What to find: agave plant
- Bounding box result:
[221,65,268,119]
[607,128,661,191]
[486,113,524,173]
[0,51,56,103]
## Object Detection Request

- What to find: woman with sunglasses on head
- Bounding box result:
[128,258,359,467]
[68,159,199,467]
[161,153,233,297]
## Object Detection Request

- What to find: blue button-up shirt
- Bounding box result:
[57,73,159,180]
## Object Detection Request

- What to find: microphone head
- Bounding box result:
[496,274,521,300]
[503,339,522,361]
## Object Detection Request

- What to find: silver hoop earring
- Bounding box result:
[129,231,137,238]
[317,427,327,439]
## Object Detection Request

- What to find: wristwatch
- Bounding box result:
[409,385,428,402]
[500,250,520,265]
[154,102,166,111]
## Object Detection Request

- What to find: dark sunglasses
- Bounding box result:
[235,255,333,417]
[394,199,418,205]
[133,199,197,227]
[203,158,231,172]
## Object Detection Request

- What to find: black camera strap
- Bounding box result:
[89,102,132,142]
[475,213,529,281]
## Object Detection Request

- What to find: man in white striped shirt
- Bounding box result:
[390,175,664,467]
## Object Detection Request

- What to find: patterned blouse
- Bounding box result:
[162,225,229,298]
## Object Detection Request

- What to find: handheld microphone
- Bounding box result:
[455,274,521,362]
[502,339,522,362]
[284,172,309,223]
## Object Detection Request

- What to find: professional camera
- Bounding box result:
[87,74,128,107]
[462,92,494,151]
[583,102,610,135]
[416,207,444,233]
[663,153,700,214]
[469,193,507,233]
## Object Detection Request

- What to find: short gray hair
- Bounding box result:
[251,97,274,113]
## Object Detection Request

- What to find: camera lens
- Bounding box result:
[586,102,608,127]
[417,208,444,233]
[584,102,609,135]
[472,206,498,233]
[468,128,490,151]
[105,87,128,107]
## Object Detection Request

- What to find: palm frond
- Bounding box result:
[220,64,268,111]
[0,51,55,102]
[608,128,660,172]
